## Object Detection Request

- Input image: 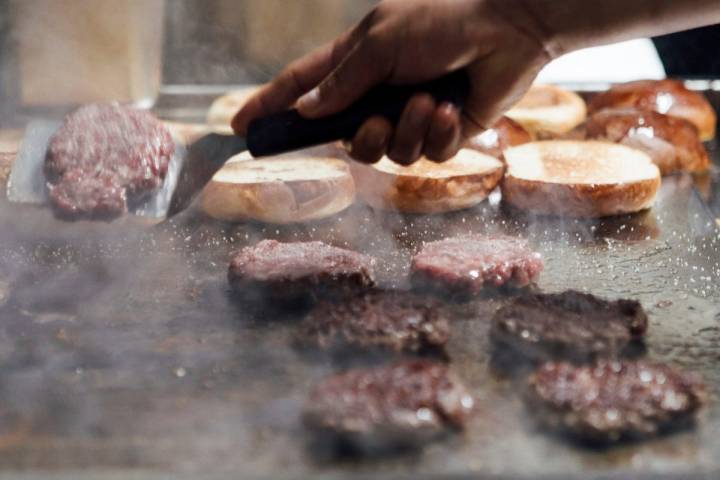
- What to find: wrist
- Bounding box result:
[484,0,564,61]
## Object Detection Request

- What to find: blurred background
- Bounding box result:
[0,0,374,120]
[1,0,718,126]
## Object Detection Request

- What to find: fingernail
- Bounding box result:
[439,102,458,118]
[438,103,458,132]
[298,88,321,113]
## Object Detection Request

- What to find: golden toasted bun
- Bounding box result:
[585,108,709,175]
[351,149,504,214]
[502,141,661,218]
[0,152,15,189]
[0,130,20,190]
[206,86,261,132]
[201,156,355,224]
[465,116,532,160]
[506,84,587,138]
[588,79,717,141]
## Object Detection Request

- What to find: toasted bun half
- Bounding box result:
[585,108,709,175]
[506,84,587,138]
[206,86,261,132]
[351,149,504,214]
[502,141,661,218]
[201,157,355,224]
[588,80,717,141]
[465,116,532,160]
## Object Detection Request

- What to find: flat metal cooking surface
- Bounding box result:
[0,94,719,479]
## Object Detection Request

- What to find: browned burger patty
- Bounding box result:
[228,239,376,303]
[491,291,648,364]
[297,290,450,356]
[411,234,543,298]
[302,360,474,453]
[45,103,174,220]
[527,360,706,443]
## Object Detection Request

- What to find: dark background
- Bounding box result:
[653,25,720,77]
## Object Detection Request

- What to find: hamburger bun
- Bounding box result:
[588,79,717,141]
[506,84,587,138]
[465,117,532,160]
[502,141,661,218]
[201,155,355,224]
[206,86,261,133]
[351,149,504,214]
[585,108,709,175]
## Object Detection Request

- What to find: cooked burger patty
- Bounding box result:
[411,235,543,297]
[45,103,174,220]
[298,290,450,355]
[527,360,706,443]
[228,240,376,302]
[491,291,648,364]
[303,360,473,452]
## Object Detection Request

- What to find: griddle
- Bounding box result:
[0,86,718,479]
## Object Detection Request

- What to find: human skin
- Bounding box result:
[232,0,720,165]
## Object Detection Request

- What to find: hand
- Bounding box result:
[232,0,552,165]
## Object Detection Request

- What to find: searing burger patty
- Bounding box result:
[491,291,647,364]
[228,240,376,302]
[411,235,543,297]
[302,360,473,452]
[298,290,450,356]
[45,103,174,220]
[527,360,706,443]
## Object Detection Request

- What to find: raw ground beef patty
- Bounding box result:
[45,103,174,220]
[410,234,543,297]
[228,239,376,302]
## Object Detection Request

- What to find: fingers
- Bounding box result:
[297,35,393,119]
[424,103,462,162]
[349,116,393,164]
[347,95,463,165]
[231,27,361,135]
[387,94,436,165]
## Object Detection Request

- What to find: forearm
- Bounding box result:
[491,0,720,58]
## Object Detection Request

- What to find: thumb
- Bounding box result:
[297,37,393,119]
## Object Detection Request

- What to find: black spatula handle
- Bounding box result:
[246,70,470,157]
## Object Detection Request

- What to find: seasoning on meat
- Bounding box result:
[45,103,174,220]
[298,290,450,356]
[526,360,706,443]
[491,290,648,364]
[410,234,543,297]
[302,360,474,453]
[228,239,376,303]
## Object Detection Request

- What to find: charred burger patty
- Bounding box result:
[303,360,473,452]
[526,360,706,443]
